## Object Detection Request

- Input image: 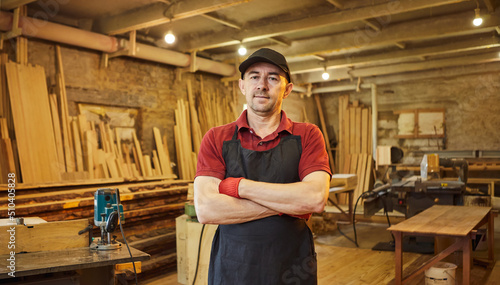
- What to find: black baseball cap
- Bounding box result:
[239,48,291,83]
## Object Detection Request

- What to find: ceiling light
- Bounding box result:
[473,8,483,26]
[238,45,247,56]
[322,67,330,80]
[164,31,175,44]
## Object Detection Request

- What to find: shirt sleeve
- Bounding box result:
[298,124,332,180]
[195,128,226,180]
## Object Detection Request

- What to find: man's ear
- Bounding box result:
[238,78,246,95]
[283,82,293,99]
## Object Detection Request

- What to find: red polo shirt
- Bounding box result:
[196,110,331,180]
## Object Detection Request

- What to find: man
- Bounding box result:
[194,48,332,284]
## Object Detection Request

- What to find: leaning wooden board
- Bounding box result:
[5,62,61,183]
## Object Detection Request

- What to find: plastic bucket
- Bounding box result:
[425,262,457,285]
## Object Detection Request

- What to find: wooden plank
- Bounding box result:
[106,155,120,178]
[132,130,146,177]
[174,124,185,179]
[6,62,61,183]
[187,80,202,154]
[83,130,94,179]
[364,155,373,192]
[152,150,161,176]
[0,219,89,255]
[314,94,335,173]
[361,108,369,154]
[56,46,75,173]
[342,112,350,172]
[0,54,8,119]
[94,149,109,179]
[49,94,66,173]
[115,128,123,163]
[153,127,170,176]
[350,154,358,174]
[143,155,153,177]
[356,154,368,198]
[368,107,372,155]
[349,107,355,155]
[71,119,84,172]
[0,139,16,182]
[162,135,173,176]
[355,107,361,154]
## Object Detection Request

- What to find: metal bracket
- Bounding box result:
[0,7,23,49]
[101,30,137,68]
[175,51,198,81]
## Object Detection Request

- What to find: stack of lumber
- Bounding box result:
[0,179,190,279]
[0,47,176,185]
[337,95,373,202]
[174,79,238,180]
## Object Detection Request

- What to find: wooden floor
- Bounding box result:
[144,221,500,285]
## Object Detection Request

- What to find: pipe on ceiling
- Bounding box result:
[0,11,237,77]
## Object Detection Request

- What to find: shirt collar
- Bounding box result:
[236,110,293,135]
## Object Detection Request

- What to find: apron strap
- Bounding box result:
[231,125,239,140]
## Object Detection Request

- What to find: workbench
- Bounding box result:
[0,246,150,285]
[324,186,355,224]
[388,205,495,285]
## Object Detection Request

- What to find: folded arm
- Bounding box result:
[194,175,279,225]
[239,171,330,215]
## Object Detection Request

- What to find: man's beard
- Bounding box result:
[249,91,275,113]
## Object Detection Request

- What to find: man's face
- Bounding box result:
[239,62,293,116]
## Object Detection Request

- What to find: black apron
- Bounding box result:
[208,126,317,285]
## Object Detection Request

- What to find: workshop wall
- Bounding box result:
[27,39,236,176]
[322,69,500,165]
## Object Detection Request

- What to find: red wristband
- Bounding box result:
[290,213,312,220]
[219,177,244,198]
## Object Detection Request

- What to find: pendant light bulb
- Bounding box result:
[238,45,247,56]
[322,67,329,80]
[164,31,176,44]
[473,8,483,26]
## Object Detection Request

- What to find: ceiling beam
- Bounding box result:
[325,0,344,9]
[288,36,500,73]
[394,42,406,49]
[311,54,327,61]
[201,13,241,29]
[1,0,36,11]
[483,0,495,13]
[267,36,291,46]
[362,19,381,32]
[232,9,500,60]
[93,0,250,35]
[310,62,500,94]
[295,50,500,84]
[181,0,468,51]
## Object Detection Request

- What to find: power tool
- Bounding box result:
[90,188,125,250]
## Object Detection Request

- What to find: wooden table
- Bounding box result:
[0,246,150,284]
[388,205,495,285]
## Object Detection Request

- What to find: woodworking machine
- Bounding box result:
[364,158,467,218]
[90,188,124,250]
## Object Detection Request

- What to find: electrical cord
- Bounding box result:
[352,191,371,248]
[115,189,138,285]
[192,224,206,285]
